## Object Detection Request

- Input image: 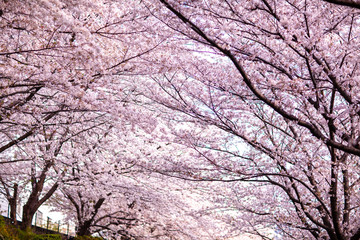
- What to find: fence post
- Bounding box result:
[34,212,37,227]
[58,220,60,232]
[46,216,50,230]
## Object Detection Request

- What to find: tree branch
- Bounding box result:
[323,0,360,9]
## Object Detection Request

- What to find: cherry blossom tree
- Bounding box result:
[50,122,229,239]
[60,181,138,238]
[2,109,119,230]
[0,0,162,232]
[131,0,360,239]
[54,126,140,238]
[8,0,360,239]
[0,0,159,153]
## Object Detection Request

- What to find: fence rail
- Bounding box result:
[34,214,73,235]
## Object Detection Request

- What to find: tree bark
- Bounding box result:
[76,220,92,236]
[76,197,105,236]
[20,181,59,230]
[323,0,360,9]
[9,183,18,225]
[21,203,36,230]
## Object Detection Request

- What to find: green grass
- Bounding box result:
[0,217,103,240]
[0,216,62,240]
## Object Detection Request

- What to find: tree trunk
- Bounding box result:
[20,161,59,230]
[9,199,17,225]
[76,197,105,236]
[76,221,92,236]
[21,203,36,230]
[20,182,59,231]
[9,183,18,225]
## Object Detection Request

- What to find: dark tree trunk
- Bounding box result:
[20,181,59,230]
[9,183,18,225]
[76,197,105,236]
[76,220,92,236]
[0,178,19,225]
[19,159,59,230]
[21,203,36,230]
[9,200,17,225]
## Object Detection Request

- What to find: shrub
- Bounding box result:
[17,227,62,240]
[32,234,62,240]
[0,216,19,240]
